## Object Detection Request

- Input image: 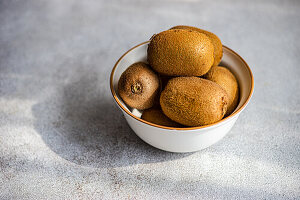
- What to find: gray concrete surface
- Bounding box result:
[1,0,300,199]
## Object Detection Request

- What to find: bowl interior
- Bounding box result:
[111,41,253,128]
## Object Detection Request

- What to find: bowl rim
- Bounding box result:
[110,41,254,131]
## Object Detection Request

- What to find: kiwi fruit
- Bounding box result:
[171,25,223,66]
[118,62,160,110]
[141,108,181,127]
[204,66,239,116]
[147,29,214,76]
[160,77,228,126]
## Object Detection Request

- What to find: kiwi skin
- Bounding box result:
[141,108,182,128]
[118,62,160,110]
[170,25,223,66]
[204,66,239,116]
[147,29,214,76]
[160,77,228,127]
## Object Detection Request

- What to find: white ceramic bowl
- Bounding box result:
[110,41,254,153]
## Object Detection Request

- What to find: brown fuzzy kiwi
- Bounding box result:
[160,77,228,126]
[171,25,223,66]
[118,62,160,110]
[141,108,182,127]
[147,29,214,76]
[204,66,239,116]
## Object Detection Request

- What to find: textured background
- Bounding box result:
[1,0,300,199]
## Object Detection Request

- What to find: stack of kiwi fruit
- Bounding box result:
[118,25,239,128]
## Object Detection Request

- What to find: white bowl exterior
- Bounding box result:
[122,109,239,152]
[111,42,253,152]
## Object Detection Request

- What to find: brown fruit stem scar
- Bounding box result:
[131,82,143,94]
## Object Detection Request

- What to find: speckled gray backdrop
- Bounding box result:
[0,0,300,199]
